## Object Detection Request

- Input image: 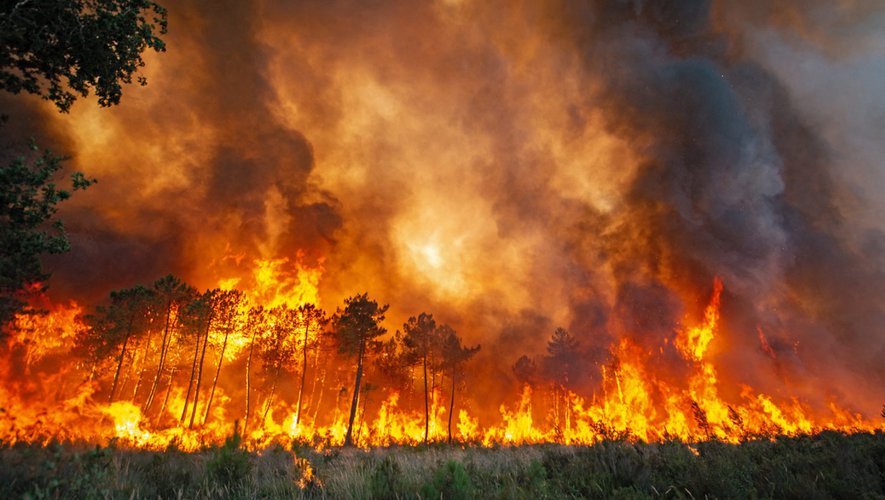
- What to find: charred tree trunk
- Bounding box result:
[448,367,456,444]
[108,314,135,403]
[180,324,202,423]
[133,328,156,403]
[188,315,212,428]
[261,363,282,425]
[145,300,173,412]
[344,339,366,447]
[244,329,257,434]
[159,364,177,420]
[295,320,310,427]
[309,343,326,424]
[423,352,429,444]
[203,326,230,425]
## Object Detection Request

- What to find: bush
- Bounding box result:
[420,459,473,500]
[206,425,252,489]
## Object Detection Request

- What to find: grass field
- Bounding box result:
[2,431,883,499]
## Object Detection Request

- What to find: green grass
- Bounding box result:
[1,431,883,498]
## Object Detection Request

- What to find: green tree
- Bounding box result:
[438,325,479,444]
[401,312,440,445]
[1,0,168,112]
[0,145,94,328]
[333,293,388,447]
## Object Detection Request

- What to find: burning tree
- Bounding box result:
[332,293,388,447]
[544,328,581,435]
[258,306,299,424]
[143,275,194,416]
[401,312,440,444]
[293,303,327,429]
[202,289,245,426]
[76,285,155,401]
[438,324,480,444]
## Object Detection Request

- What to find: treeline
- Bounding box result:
[73,275,481,446]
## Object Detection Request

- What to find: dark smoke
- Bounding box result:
[3,0,882,416]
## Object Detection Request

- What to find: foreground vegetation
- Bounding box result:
[1,430,883,499]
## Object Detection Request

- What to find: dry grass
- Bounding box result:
[1,431,883,498]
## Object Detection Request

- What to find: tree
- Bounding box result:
[1,0,166,330]
[401,312,439,444]
[438,325,479,444]
[1,0,168,112]
[202,289,244,425]
[242,305,266,434]
[0,145,94,328]
[143,274,194,414]
[258,306,298,424]
[293,303,326,429]
[512,354,538,388]
[333,293,388,447]
[543,327,581,435]
[76,285,154,402]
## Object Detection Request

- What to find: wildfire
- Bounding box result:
[0,274,881,455]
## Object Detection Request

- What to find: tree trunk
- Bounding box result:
[133,325,156,404]
[261,363,282,425]
[188,315,212,428]
[344,339,365,447]
[145,300,173,412]
[159,364,177,420]
[108,314,134,403]
[244,329,257,433]
[448,366,456,444]
[203,326,230,425]
[423,352,429,444]
[309,344,326,424]
[180,324,202,423]
[295,320,310,427]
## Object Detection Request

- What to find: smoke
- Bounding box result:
[4,0,882,415]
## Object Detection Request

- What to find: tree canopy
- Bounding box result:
[0,145,94,325]
[1,0,168,112]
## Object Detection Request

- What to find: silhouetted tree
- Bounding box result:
[1,0,165,325]
[0,146,94,328]
[401,312,439,444]
[243,305,266,433]
[144,275,194,414]
[1,0,167,112]
[375,330,410,392]
[203,289,245,425]
[544,327,580,434]
[512,354,538,388]
[293,303,326,428]
[258,306,298,423]
[333,293,388,447]
[76,285,154,402]
[438,325,479,444]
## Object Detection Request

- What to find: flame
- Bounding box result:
[0,275,881,457]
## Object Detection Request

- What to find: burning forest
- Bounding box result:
[1,0,884,469]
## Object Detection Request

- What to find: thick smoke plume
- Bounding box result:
[4,0,883,417]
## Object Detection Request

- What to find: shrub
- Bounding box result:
[207,425,252,489]
[420,459,473,500]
